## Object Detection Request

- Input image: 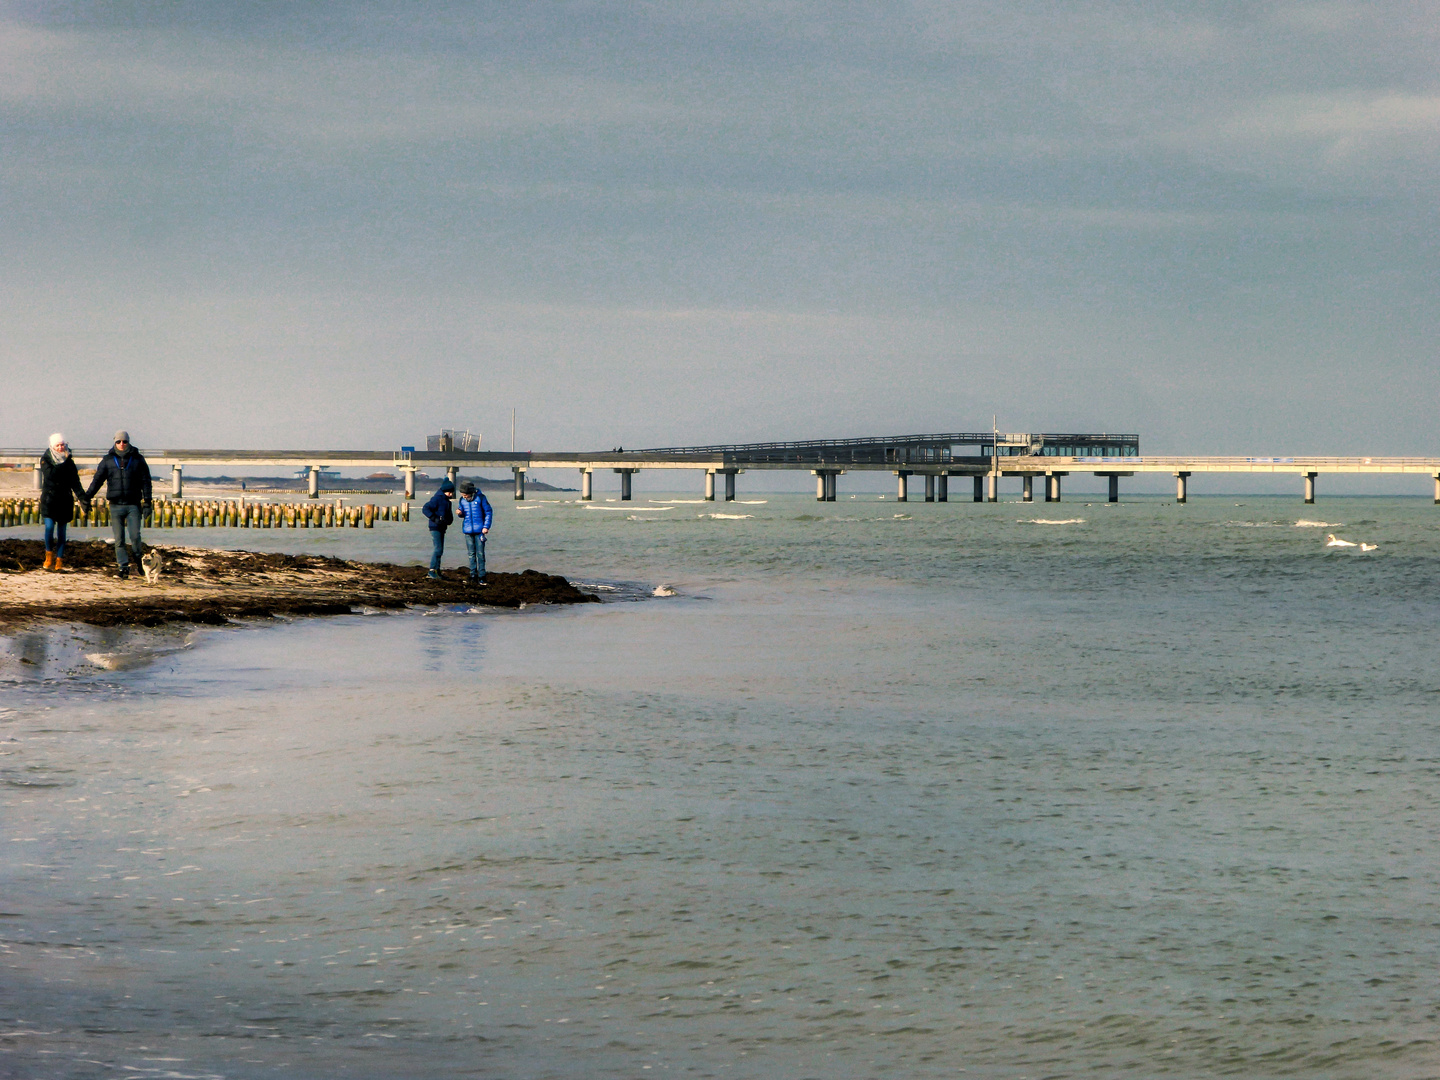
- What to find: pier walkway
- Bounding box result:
[3,433,1438,505]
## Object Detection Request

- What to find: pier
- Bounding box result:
[3,433,1439,504]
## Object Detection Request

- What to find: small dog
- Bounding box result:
[140,549,165,585]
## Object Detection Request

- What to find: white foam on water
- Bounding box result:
[513,505,542,510]
[1296,519,1343,528]
[653,585,676,597]
[737,500,768,504]
[1025,518,1086,525]
[664,499,707,504]
[893,514,912,520]
[703,513,753,520]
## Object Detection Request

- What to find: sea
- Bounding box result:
[2,492,1439,1079]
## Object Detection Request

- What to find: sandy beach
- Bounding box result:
[0,538,594,628]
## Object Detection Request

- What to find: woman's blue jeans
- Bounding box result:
[43,517,67,557]
[464,533,486,579]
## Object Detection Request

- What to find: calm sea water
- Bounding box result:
[3,493,1440,1079]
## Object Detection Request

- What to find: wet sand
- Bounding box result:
[0,539,595,628]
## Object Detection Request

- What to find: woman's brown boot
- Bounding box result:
[42,551,55,571]
[53,557,66,572]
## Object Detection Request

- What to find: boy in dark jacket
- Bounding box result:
[39,433,89,571]
[84,430,152,579]
[421,480,456,580]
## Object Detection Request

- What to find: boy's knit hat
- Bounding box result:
[439,480,456,494]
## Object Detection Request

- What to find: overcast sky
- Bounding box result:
[2,2,1436,461]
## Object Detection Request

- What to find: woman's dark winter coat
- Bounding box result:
[39,450,86,521]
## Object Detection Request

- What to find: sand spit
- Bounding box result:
[0,539,596,628]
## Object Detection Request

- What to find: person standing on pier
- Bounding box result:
[456,480,492,585]
[84,430,152,579]
[421,479,456,581]
[39,433,88,572]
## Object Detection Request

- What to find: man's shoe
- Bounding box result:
[117,566,129,580]
[42,551,55,571]
[426,570,441,581]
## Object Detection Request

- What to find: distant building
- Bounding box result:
[427,429,481,452]
[292,467,343,480]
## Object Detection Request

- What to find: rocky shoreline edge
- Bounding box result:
[0,539,597,629]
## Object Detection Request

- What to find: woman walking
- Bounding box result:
[39,433,88,571]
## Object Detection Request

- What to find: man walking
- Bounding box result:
[421,479,455,581]
[84,430,153,579]
[456,481,493,584]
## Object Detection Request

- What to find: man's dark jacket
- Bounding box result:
[39,450,86,520]
[85,447,153,506]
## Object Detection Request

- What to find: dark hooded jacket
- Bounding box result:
[422,484,455,531]
[84,446,153,506]
[39,449,87,521]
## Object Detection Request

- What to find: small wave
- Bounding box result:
[893,514,912,520]
[663,499,707,504]
[588,505,669,512]
[703,513,753,520]
[653,585,676,597]
[1224,521,1282,528]
[1296,519,1343,528]
[1025,518,1086,525]
[513,505,542,510]
[737,500,768,504]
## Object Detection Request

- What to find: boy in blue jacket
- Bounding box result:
[456,481,493,584]
[421,480,455,580]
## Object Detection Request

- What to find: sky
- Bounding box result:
[1,1,1437,472]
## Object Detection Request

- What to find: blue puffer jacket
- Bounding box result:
[457,491,493,535]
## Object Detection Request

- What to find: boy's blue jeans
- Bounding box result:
[429,529,445,572]
[43,517,67,557]
[464,533,486,579]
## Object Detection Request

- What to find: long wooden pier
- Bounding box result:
[2,433,1438,504]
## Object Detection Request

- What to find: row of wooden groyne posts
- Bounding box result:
[0,497,409,530]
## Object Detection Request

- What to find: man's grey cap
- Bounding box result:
[114,430,130,443]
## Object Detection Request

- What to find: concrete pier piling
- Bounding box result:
[937,474,948,502]
[924,475,935,502]
[1022,475,1033,502]
[171,466,182,497]
[974,476,984,502]
[404,468,415,500]
[986,473,998,502]
[724,470,737,502]
[308,466,321,499]
[896,471,909,502]
[1304,472,1316,504]
[581,469,593,501]
[1175,471,1190,503]
[513,468,526,501]
[616,469,634,501]
[1434,473,1440,504]
[705,471,716,501]
[1046,473,1064,502]
[1108,475,1119,503]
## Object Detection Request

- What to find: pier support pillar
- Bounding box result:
[1175,471,1190,504]
[974,476,984,502]
[986,474,998,502]
[1022,475,1033,502]
[924,475,935,502]
[580,469,593,501]
[616,469,634,501]
[171,465,183,498]
[308,466,321,499]
[1434,473,1440,504]
[937,474,948,502]
[896,471,910,502]
[32,464,41,490]
[1108,475,1119,503]
[724,470,737,502]
[513,468,526,501]
[403,468,416,500]
[827,472,838,501]
[1304,472,1316,504]
[1047,474,1064,502]
[705,471,716,501]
